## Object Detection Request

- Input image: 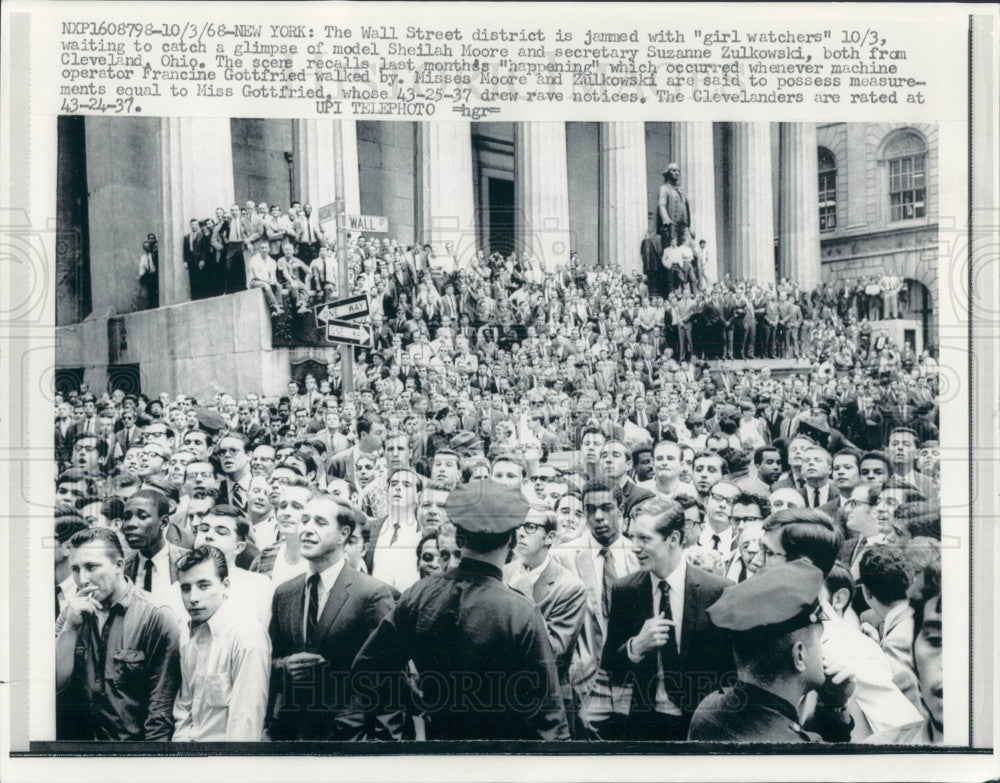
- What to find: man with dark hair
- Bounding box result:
[602,497,732,740]
[859,450,892,493]
[886,501,941,544]
[752,508,923,738]
[699,479,740,553]
[739,445,782,497]
[368,467,423,591]
[268,492,396,740]
[857,545,921,712]
[600,440,655,519]
[690,450,727,504]
[887,427,939,500]
[353,480,569,740]
[56,527,181,740]
[55,512,89,619]
[172,545,271,741]
[121,489,190,598]
[56,468,98,510]
[689,559,854,742]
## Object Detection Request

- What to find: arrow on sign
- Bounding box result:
[324,318,372,347]
[314,294,370,324]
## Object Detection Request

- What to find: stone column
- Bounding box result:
[160,118,235,306]
[599,122,646,274]
[295,119,360,217]
[670,122,718,281]
[515,122,571,270]
[730,122,776,285]
[779,123,822,290]
[415,122,476,264]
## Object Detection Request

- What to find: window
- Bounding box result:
[818,147,837,232]
[883,130,927,222]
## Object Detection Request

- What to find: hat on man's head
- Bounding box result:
[445,480,530,535]
[450,431,483,454]
[433,406,455,422]
[708,558,827,640]
[195,409,228,436]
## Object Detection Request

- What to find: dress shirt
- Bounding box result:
[699,525,735,553]
[626,558,687,715]
[139,545,172,598]
[269,543,309,587]
[372,518,422,591]
[804,481,832,508]
[589,535,634,610]
[638,478,698,503]
[251,514,279,550]
[508,555,551,596]
[172,600,271,742]
[302,558,347,641]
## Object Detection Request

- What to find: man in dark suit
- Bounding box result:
[601,497,732,741]
[267,492,395,741]
[182,218,204,300]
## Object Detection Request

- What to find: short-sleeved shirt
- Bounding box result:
[57,582,181,740]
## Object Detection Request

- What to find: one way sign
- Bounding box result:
[314,294,369,324]
[324,319,372,348]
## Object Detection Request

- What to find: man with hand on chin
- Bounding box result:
[267,492,395,740]
[56,527,180,740]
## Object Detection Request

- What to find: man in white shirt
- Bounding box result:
[248,239,284,315]
[120,489,189,601]
[186,505,274,628]
[369,468,423,591]
[247,475,279,550]
[172,546,270,742]
[698,479,739,553]
[801,446,835,509]
[638,440,697,502]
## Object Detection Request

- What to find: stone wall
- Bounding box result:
[55,291,291,399]
[357,121,416,244]
[565,122,599,265]
[231,119,294,209]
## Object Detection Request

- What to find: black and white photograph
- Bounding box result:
[50,117,946,746]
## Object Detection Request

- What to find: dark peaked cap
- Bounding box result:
[445,479,531,535]
[708,558,827,639]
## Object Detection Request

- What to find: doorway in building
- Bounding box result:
[901,278,932,349]
[488,178,516,257]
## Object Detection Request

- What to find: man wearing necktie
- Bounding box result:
[602,498,732,741]
[120,490,190,598]
[266,493,395,740]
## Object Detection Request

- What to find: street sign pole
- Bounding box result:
[332,120,354,395]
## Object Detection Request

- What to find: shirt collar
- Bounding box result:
[455,557,503,581]
[142,543,170,571]
[523,555,550,579]
[108,580,138,613]
[652,556,687,594]
[311,557,346,594]
[736,680,801,724]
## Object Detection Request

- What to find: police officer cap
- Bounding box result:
[444,479,530,535]
[708,559,826,638]
[195,408,228,436]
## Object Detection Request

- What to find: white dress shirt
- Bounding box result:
[507,555,551,596]
[589,534,636,612]
[626,558,687,716]
[804,481,833,508]
[269,543,309,588]
[138,545,172,598]
[303,557,347,640]
[698,525,735,553]
[372,517,421,592]
[172,599,271,742]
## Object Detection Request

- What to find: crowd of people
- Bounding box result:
[59,223,944,745]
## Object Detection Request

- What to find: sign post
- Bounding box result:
[332,121,354,395]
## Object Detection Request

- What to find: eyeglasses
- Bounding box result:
[419,552,437,563]
[520,522,546,535]
[844,499,871,509]
[731,515,763,526]
[708,492,737,505]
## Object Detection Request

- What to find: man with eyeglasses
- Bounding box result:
[217,433,252,514]
[505,506,588,736]
[724,492,769,583]
[750,508,923,740]
[699,480,740,553]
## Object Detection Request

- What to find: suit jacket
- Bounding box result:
[601,566,733,721]
[503,558,587,688]
[123,542,189,586]
[55,420,78,467]
[554,538,640,696]
[267,565,395,740]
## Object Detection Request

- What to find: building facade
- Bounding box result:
[55,119,938,398]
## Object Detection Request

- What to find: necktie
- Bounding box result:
[390,521,400,546]
[657,579,680,671]
[231,483,245,509]
[600,546,617,617]
[233,219,242,241]
[306,573,320,646]
[711,534,721,552]
[813,487,821,508]
[143,558,154,592]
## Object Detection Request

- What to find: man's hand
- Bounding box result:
[631,617,675,657]
[63,584,102,630]
[817,641,858,708]
[281,652,326,682]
